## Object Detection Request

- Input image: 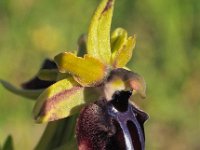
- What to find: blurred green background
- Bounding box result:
[0,0,200,149]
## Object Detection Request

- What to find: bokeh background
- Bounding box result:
[0,0,200,149]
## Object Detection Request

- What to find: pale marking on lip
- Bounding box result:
[108,104,145,150]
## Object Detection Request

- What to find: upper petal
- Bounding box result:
[111,28,136,68]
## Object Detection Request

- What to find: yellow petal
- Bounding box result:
[33,78,99,123]
[54,52,108,87]
[112,35,136,68]
[87,0,115,64]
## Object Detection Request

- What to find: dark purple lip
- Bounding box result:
[108,90,148,150]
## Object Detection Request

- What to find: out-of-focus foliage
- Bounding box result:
[0,0,200,149]
[1,135,14,150]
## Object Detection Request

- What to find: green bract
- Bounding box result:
[0,0,143,123]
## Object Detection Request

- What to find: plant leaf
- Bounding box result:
[112,35,136,68]
[35,119,71,150]
[33,78,99,123]
[2,135,14,150]
[87,0,115,64]
[54,52,108,87]
[0,80,43,100]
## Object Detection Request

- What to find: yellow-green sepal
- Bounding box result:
[111,28,136,68]
[87,0,115,64]
[33,78,100,123]
[54,52,108,87]
[0,80,43,99]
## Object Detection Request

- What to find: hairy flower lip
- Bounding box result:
[76,91,148,150]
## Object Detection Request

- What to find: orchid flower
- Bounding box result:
[1,0,148,149]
